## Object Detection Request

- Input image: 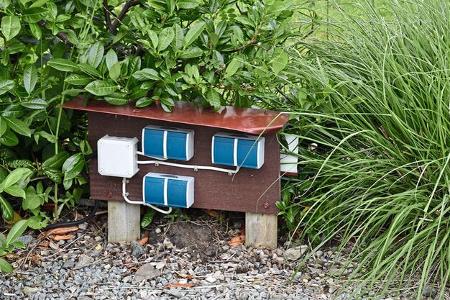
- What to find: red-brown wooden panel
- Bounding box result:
[87,112,281,214]
[64,98,288,135]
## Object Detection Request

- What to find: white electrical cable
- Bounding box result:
[136,153,240,175]
[137,151,167,161]
[122,178,173,214]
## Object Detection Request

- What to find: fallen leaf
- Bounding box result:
[228,232,245,247]
[204,209,221,218]
[177,273,194,280]
[38,240,49,248]
[138,235,149,246]
[45,226,78,236]
[165,282,194,289]
[52,234,75,241]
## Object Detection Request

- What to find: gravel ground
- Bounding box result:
[0,213,444,300]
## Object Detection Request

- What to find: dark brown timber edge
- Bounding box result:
[87,112,281,214]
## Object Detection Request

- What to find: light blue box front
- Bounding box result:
[142,126,193,161]
[143,176,165,206]
[166,131,188,161]
[213,136,235,166]
[143,173,194,208]
[142,128,164,159]
[237,139,258,168]
[212,133,264,169]
[167,178,188,208]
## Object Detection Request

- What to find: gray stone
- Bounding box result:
[284,245,308,261]
[134,263,160,282]
[23,286,41,295]
[74,254,94,269]
[17,235,34,246]
[130,241,144,258]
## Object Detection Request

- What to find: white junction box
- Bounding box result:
[97,135,139,178]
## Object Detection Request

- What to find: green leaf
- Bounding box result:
[42,152,69,170]
[87,42,104,68]
[0,129,18,146]
[23,65,38,94]
[43,169,62,183]
[47,59,78,72]
[179,47,203,59]
[62,89,83,97]
[0,195,13,221]
[27,215,48,230]
[271,51,289,74]
[206,88,221,110]
[28,22,42,39]
[35,131,56,143]
[132,68,160,81]
[5,219,29,247]
[183,20,205,48]
[21,98,47,110]
[141,209,155,228]
[23,188,41,210]
[173,24,184,50]
[30,0,48,8]
[104,94,129,106]
[77,63,102,78]
[224,57,242,78]
[64,74,91,86]
[0,0,11,9]
[158,27,174,51]
[1,168,32,190]
[105,49,118,71]
[0,118,6,136]
[1,15,21,41]
[62,153,84,181]
[0,80,14,96]
[136,97,152,108]
[84,80,118,96]
[177,0,201,9]
[109,62,121,81]
[4,184,25,198]
[148,30,158,49]
[0,258,12,273]
[4,117,31,137]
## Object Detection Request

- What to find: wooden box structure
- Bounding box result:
[64,98,289,248]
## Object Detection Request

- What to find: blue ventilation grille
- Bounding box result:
[211,133,265,169]
[141,126,194,161]
[142,173,194,208]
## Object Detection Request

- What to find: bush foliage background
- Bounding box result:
[0,0,314,272]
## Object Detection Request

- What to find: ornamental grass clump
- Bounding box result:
[282,1,450,297]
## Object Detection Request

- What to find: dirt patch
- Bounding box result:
[164,221,222,259]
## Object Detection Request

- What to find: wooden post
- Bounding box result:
[108,201,141,242]
[245,212,277,249]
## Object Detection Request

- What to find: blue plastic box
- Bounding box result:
[142,173,194,208]
[141,126,194,161]
[211,133,265,169]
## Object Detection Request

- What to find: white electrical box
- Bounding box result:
[97,135,139,178]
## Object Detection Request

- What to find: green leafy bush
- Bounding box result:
[284,0,450,297]
[0,0,314,271]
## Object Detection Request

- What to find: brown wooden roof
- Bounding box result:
[63,98,289,134]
